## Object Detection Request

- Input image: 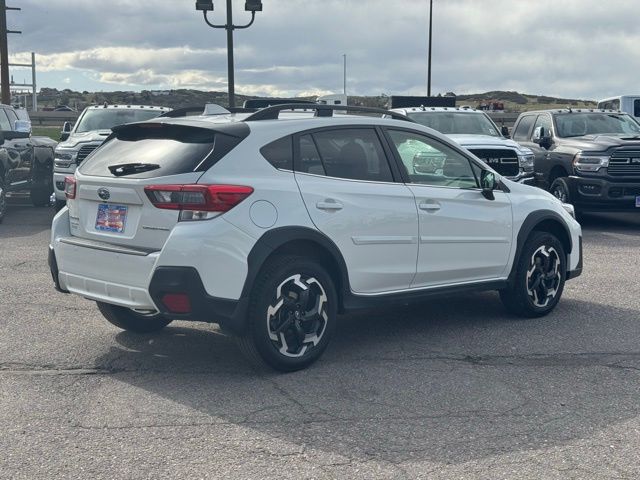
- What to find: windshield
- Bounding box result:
[75,109,163,133]
[555,113,640,137]
[407,112,501,137]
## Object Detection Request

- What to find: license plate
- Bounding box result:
[636,196,640,208]
[95,204,128,233]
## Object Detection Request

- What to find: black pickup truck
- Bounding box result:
[512,109,640,214]
[0,104,57,222]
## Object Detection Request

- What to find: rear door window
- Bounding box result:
[297,128,394,182]
[634,99,640,117]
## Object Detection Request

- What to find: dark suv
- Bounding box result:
[512,109,640,213]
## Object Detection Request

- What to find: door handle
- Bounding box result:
[316,200,343,211]
[419,201,441,212]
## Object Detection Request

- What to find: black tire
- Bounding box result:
[550,177,583,220]
[54,199,66,212]
[550,177,571,204]
[236,255,337,372]
[96,302,173,333]
[500,231,566,318]
[30,185,53,207]
[0,177,6,224]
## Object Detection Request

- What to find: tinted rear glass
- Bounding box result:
[261,136,293,170]
[635,99,640,117]
[79,126,214,178]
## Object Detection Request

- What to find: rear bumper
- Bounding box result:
[148,267,248,334]
[566,176,640,211]
[49,208,254,333]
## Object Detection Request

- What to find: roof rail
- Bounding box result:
[243,104,415,122]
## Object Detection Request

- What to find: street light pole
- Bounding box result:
[343,54,347,95]
[197,0,262,109]
[427,0,433,97]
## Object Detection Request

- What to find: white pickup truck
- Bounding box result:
[390,106,535,184]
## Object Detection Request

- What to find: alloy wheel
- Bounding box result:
[526,245,562,307]
[266,274,328,358]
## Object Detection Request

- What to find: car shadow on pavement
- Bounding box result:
[579,212,640,232]
[92,293,640,466]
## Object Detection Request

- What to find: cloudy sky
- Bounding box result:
[6,0,640,99]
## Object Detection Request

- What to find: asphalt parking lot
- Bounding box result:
[1,200,639,480]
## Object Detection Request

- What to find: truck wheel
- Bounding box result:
[500,231,566,318]
[0,178,6,223]
[236,255,337,372]
[96,302,173,333]
[30,185,53,207]
[550,177,571,204]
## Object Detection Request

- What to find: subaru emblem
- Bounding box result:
[98,188,110,201]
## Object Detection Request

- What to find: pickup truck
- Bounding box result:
[0,104,57,222]
[512,108,640,214]
[390,106,535,183]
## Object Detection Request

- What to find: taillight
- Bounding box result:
[144,184,253,221]
[64,176,76,199]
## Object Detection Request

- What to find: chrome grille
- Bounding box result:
[608,149,640,176]
[468,148,519,177]
[76,144,101,164]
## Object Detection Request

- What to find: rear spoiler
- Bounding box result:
[159,104,257,118]
[109,119,251,141]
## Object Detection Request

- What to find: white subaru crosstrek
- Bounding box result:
[49,105,583,371]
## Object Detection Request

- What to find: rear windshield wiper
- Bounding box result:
[108,163,160,177]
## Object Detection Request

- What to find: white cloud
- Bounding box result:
[6,0,640,98]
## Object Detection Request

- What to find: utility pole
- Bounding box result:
[427,0,433,97]
[0,0,21,105]
[343,54,347,95]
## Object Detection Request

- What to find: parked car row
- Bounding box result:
[4,96,638,371]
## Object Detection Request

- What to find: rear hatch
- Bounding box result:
[67,121,249,250]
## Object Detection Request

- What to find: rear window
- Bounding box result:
[78,137,214,178]
[78,124,217,178]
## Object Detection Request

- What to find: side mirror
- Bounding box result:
[481,170,497,200]
[60,122,72,141]
[533,126,552,149]
[501,125,510,138]
[14,120,32,134]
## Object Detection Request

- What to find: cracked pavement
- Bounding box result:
[1,201,640,479]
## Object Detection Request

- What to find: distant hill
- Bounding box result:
[31,88,596,114]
